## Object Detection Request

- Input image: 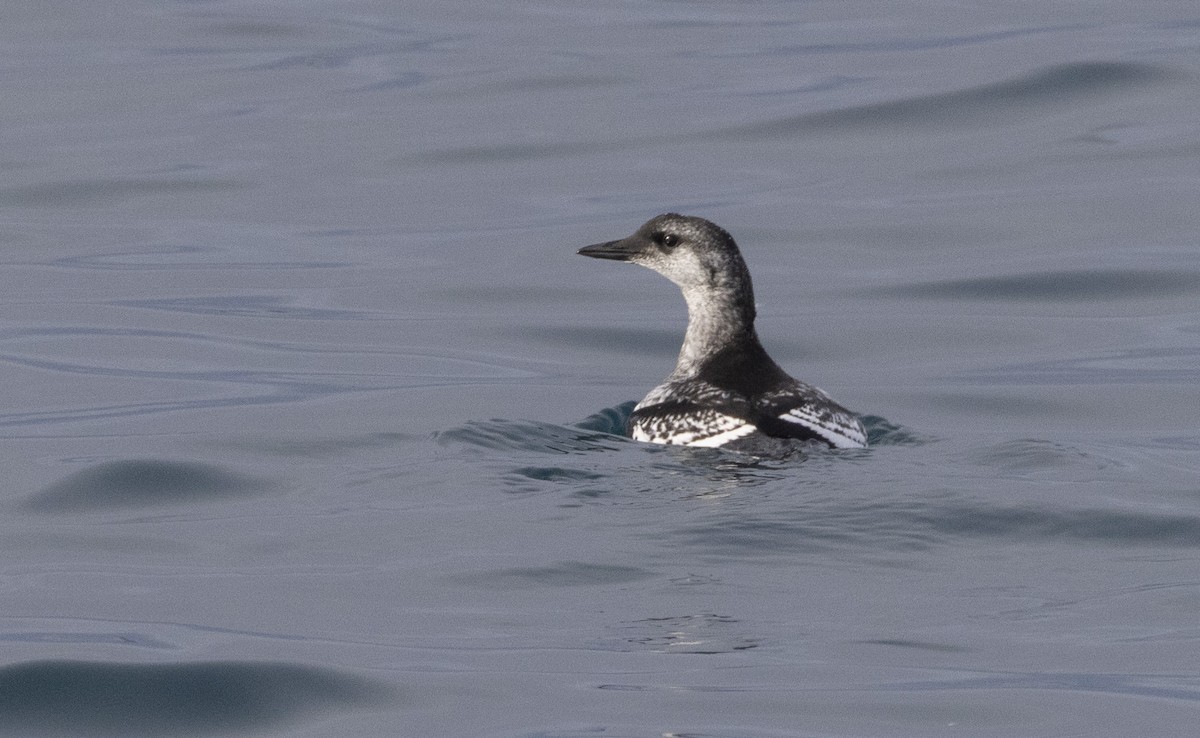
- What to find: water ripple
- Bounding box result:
[0,326,537,428]
[709,62,1176,138]
[52,244,346,271]
[600,613,759,655]
[447,406,910,460]
[575,401,638,436]
[245,37,466,71]
[0,178,241,208]
[956,347,1200,385]
[414,62,1174,162]
[436,419,627,455]
[409,62,1169,163]
[860,415,928,446]
[116,295,375,320]
[0,632,174,649]
[864,268,1200,302]
[890,670,1200,702]
[678,24,1085,55]
[676,497,1200,560]
[453,562,653,589]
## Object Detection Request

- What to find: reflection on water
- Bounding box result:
[0,660,390,736]
[24,459,271,513]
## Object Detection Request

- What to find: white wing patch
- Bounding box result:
[632,410,756,448]
[687,421,758,448]
[631,379,867,451]
[778,406,867,449]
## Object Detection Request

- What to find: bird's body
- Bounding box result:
[579,213,866,451]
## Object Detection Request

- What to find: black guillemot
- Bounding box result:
[579,213,866,451]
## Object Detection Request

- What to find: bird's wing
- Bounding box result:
[755,386,868,449]
[629,402,757,447]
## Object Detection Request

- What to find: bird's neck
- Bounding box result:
[673,284,758,378]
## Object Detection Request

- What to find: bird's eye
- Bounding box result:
[659,233,679,248]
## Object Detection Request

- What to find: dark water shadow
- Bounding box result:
[23,460,272,513]
[0,660,391,736]
[916,503,1200,546]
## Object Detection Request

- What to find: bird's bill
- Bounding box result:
[577,238,639,261]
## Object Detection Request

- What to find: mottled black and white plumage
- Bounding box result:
[578,213,867,452]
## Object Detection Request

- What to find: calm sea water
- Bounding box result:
[2,1,1199,736]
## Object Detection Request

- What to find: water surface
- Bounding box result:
[2,1,1199,736]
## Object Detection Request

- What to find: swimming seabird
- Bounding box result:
[579,213,867,451]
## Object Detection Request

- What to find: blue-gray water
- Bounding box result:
[2,2,1199,736]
